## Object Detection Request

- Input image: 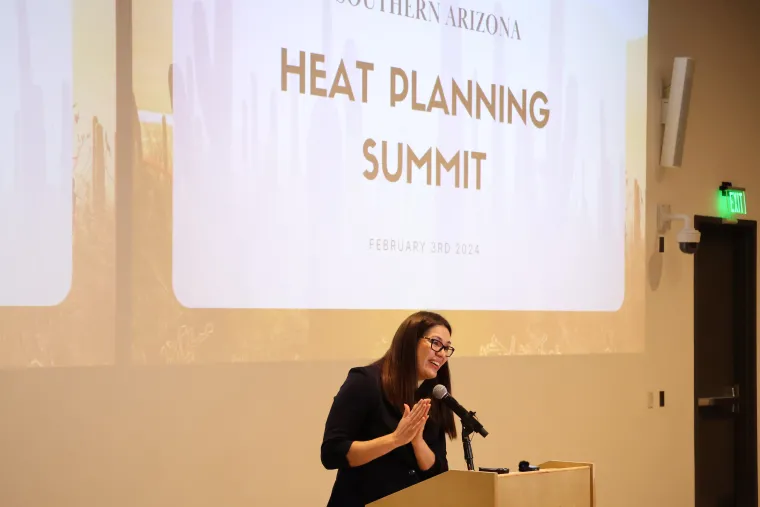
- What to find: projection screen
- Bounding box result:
[0,0,647,366]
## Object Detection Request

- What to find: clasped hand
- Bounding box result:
[392,398,431,447]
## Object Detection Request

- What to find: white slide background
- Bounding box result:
[172,0,647,311]
[0,0,73,307]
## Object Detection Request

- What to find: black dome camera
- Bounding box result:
[658,205,700,255]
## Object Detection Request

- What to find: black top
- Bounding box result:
[321,364,449,506]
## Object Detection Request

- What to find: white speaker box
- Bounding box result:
[660,57,695,168]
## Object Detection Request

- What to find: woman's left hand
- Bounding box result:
[411,399,430,445]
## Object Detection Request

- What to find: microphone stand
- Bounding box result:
[461,412,478,471]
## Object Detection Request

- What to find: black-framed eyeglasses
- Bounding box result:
[423,336,455,357]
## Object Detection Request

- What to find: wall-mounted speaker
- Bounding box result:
[660,57,695,168]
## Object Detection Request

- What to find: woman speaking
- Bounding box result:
[320,311,457,506]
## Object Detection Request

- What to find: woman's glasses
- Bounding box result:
[423,336,455,357]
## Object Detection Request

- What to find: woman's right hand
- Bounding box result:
[392,399,431,447]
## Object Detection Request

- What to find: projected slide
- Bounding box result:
[0,0,73,306]
[172,0,647,311]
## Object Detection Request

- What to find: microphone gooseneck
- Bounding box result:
[432,384,488,471]
[432,385,488,438]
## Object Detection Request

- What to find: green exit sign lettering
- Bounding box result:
[726,189,747,215]
[719,183,747,217]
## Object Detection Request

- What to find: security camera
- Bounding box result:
[657,204,700,255]
[676,227,700,254]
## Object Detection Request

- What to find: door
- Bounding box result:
[694,216,758,507]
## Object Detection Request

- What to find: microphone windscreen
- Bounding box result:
[432,384,448,400]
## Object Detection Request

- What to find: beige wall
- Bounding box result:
[0,0,759,506]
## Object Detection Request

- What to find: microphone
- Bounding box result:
[432,385,488,437]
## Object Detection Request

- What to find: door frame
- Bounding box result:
[693,215,758,505]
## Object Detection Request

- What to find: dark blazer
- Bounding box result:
[321,364,449,506]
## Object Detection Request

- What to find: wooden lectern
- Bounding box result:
[368,461,595,507]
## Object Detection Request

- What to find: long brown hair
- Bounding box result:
[373,311,457,439]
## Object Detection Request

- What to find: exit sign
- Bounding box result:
[719,183,747,217]
[725,188,747,215]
